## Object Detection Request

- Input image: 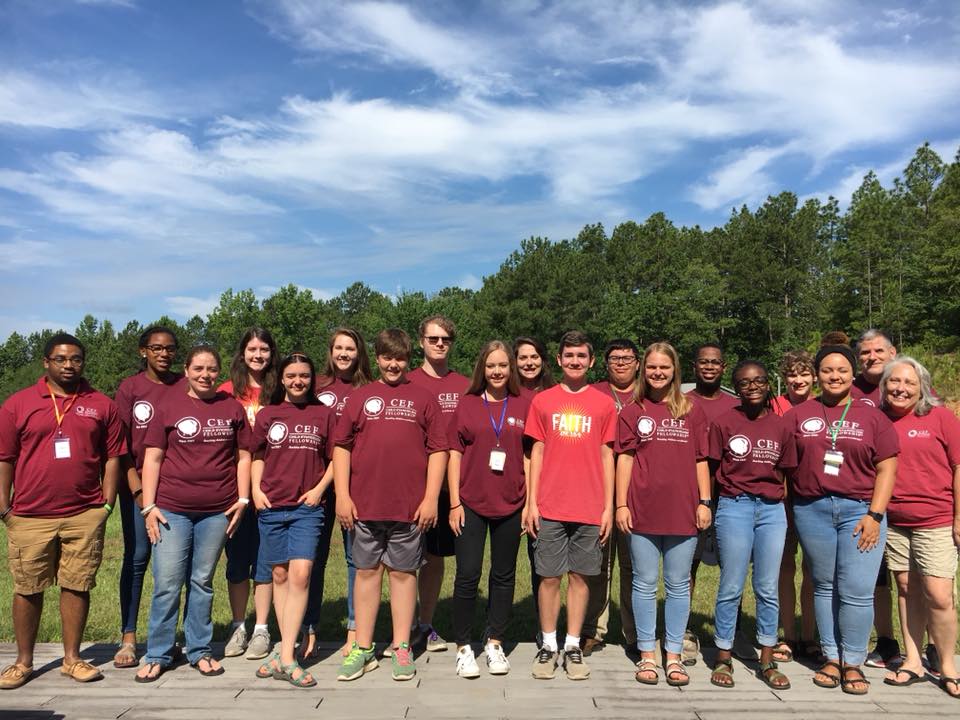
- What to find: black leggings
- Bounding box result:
[453,504,522,645]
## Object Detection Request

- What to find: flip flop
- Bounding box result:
[192,655,224,677]
[884,667,925,687]
[939,677,960,699]
[113,642,138,668]
[134,662,165,684]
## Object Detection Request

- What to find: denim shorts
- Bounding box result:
[257,504,325,568]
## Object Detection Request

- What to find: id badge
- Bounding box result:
[489,448,507,472]
[54,437,72,460]
[823,449,843,476]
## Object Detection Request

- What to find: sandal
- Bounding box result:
[772,640,794,663]
[256,650,281,679]
[113,641,138,669]
[134,662,165,684]
[757,660,791,690]
[710,657,735,688]
[275,660,316,688]
[634,658,659,685]
[665,660,690,687]
[193,655,224,677]
[840,665,870,696]
[939,676,960,699]
[883,667,925,687]
[0,662,33,690]
[812,660,841,689]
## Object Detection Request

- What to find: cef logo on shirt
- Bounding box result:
[637,416,656,439]
[728,435,752,458]
[364,397,385,418]
[176,417,202,439]
[317,391,337,408]
[267,421,289,445]
[133,400,154,424]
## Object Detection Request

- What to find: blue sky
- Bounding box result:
[1,0,958,339]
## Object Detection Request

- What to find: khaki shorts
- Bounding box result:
[4,507,109,594]
[885,524,959,579]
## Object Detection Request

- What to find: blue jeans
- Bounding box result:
[118,484,151,635]
[793,495,887,666]
[629,533,698,654]
[304,492,356,631]
[713,495,786,650]
[145,509,228,666]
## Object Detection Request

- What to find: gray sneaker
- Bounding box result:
[563,646,590,680]
[682,630,699,666]
[245,629,271,660]
[425,626,448,652]
[224,624,248,657]
[532,647,558,679]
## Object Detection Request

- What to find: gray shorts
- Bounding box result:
[534,519,601,577]
[352,520,425,572]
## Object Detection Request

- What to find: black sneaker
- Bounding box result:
[864,636,901,668]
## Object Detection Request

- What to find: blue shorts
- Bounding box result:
[257,504,325,568]
[225,507,271,583]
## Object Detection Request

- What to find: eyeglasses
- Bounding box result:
[696,358,724,367]
[735,376,769,389]
[424,336,453,346]
[47,355,84,366]
[607,355,637,365]
[144,344,177,354]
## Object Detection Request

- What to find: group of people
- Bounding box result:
[0,319,957,701]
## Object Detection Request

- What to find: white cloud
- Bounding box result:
[165,294,222,319]
[456,273,482,291]
[0,238,64,268]
[689,144,795,211]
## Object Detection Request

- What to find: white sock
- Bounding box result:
[541,631,558,652]
[231,620,244,630]
[565,634,580,651]
[254,623,268,633]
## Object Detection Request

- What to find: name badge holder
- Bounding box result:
[483,393,509,473]
[47,381,78,461]
[822,399,852,477]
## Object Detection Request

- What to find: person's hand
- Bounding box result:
[414,498,438,532]
[449,504,465,536]
[252,487,271,511]
[599,508,613,545]
[336,495,358,531]
[853,514,881,551]
[953,516,960,549]
[297,486,323,507]
[696,504,713,531]
[522,502,541,539]
[145,507,168,545]
[615,506,633,534]
[224,501,246,537]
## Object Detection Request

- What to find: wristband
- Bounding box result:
[866,510,884,523]
[616,504,628,509]
[133,488,143,499]
[449,503,462,510]
[140,503,157,517]
[698,499,713,509]
[103,502,114,514]
[238,497,250,505]
[0,507,11,520]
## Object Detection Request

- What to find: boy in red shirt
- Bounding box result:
[524,331,616,680]
[333,329,447,682]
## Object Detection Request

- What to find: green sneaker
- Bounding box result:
[391,642,416,681]
[337,643,378,681]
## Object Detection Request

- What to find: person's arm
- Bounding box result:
[414,450,447,532]
[615,451,634,533]
[299,463,334,507]
[854,456,897,551]
[523,440,544,538]
[447,450,465,535]
[101,456,120,508]
[695,459,712,530]
[251,455,269,510]
[122,455,143,507]
[141,447,167,544]
[599,443,615,544]
[225,449,251,537]
[0,461,13,518]
[333,446,357,530]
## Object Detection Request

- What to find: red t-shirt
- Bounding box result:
[708,408,798,501]
[851,375,881,408]
[591,381,635,413]
[115,372,185,471]
[218,379,266,425]
[251,402,336,507]
[0,377,126,518]
[784,399,899,500]
[886,406,960,528]
[448,392,531,518]
[524,385,617,526]
[145,390,249,514]
[407,367,469,430]
[315,376,360,418]
[617,398,709,536]
[333,379,446,522]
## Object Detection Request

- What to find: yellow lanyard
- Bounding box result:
[46,382,78,434]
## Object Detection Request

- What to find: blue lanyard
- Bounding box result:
[482,393,508,447]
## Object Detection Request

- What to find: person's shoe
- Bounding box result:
[425,626,448,652]
[485,642,510,675]
[60,659,103,683]
[682,630,700,666]
[381,644,394,658]
[865,636,901,669]
[455,646,480,679]
[531,647,558,679]
[732,631,756,661]
[224,624,248,657]
[245,629,272,660]
[581,638,604,657]
[563,646,590,680]
[337,643,379,681]
[0,663,33,690]
[392,643,417,681]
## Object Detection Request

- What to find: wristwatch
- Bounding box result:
[698,499,713,509]
[866,510,884,523]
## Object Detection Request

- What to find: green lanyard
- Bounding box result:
[825,399,853,450]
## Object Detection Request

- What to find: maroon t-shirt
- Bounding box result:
[686,389,739,426]
[886,406,960,528]
[784,399,899,500]
[251,402,336,507]
[708,408,798,500]
[115,372,185,471]
[617,398,709,536]
[0,377,126,518]
[145,390,249,514]
[851,374,881,407]
[591,381,635,413]
[771,394,811,417]
[315,376,360,419]
[407,367,469,431]
[333,379,446,522]
[448,392,531,518]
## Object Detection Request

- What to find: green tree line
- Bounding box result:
[2,143,959,402]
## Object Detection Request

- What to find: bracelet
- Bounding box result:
[449,503,462,510]
[0,507,11,520]
[132,488,143,499]
[140,503,157,517]
[103,502,114,514]
[616,504,628,509]
[237,497,250,505]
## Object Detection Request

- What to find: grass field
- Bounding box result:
[1,513,957,654]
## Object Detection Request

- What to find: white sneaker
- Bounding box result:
[456,646,480,679]
[485,642,510,675]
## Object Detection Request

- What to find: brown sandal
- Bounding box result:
[813,660,841,689]
[757,660,791,689]
[634,658,659,685]
[113,642,138,668]
[711,657,735,688]
[841,665,870,696]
